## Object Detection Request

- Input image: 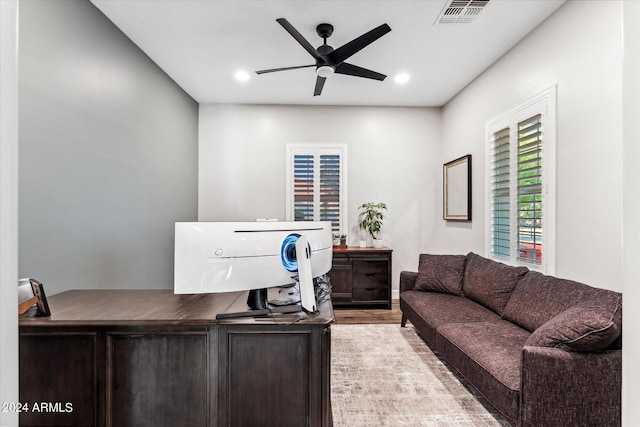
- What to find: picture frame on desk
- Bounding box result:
[18,278,51,317]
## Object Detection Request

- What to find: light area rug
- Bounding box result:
[331,324,511,427]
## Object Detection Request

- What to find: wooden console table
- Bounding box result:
[19,289,334,427]
[328,246,392,309]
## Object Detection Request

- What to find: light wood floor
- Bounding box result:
[333,299,403,324]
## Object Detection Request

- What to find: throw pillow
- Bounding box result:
[462,252,528,315]
[525,298,622,352]
[414,254,466,296]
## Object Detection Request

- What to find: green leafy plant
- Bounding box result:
[358,202,387,239]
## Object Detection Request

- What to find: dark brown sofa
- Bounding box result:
[400,252,622,426]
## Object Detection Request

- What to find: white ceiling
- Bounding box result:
[91,0,565,107]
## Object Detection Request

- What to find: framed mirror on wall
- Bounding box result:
[443,154,472,221]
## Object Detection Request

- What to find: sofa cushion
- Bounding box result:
[414,254,466,296]
[462,252,528,315]
[525,298,621,352]
[502,271,623,333]
[436,320,530,422]
[400,290,500,345]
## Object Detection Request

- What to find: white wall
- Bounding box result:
[199,104,441,292]
[622,0,640,424]
[436,0,624,291]
[19,0,199,295]
[0,1,19,424]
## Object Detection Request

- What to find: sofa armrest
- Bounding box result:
[399,271,418,293]
[520,345,621,427]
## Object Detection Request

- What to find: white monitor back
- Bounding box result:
[174,221,333,294]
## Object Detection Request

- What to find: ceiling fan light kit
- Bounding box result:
[255,18,391,96]
[316,65,334,78]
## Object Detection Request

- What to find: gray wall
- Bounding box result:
[1,1,20,424]
[19,0,198,294]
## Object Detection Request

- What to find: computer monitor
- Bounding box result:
[174,221,333,315]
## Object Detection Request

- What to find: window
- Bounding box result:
[486,87,556,273]
[286,145,347,234]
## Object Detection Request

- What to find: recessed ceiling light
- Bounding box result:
[235,71,250,82]
[395,73,410,84]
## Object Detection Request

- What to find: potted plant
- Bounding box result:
[358,202,387,247]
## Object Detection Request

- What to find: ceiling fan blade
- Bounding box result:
[276,18,321,60]
[335,63,387,81]
[314,76,326,96]
[256,64,316,74]
[328,23,391,65]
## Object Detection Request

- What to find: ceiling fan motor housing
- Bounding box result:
[316,23,334,39]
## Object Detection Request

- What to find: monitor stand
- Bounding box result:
[247,288,269,310]
[216,288,303,319]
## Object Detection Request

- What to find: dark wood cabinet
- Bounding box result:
[19,333,100,427]
[328,247,392,309]
[107,331,212,427]
[218,325,330,427]
[19,289,333,427]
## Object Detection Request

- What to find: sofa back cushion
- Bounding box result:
[502,271,622,333]
[414,254,466,296]
[462,252,528,315]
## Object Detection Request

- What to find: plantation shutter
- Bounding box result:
[485,86,555,273]
[517,114,543,265]
[319,154,341,232]
[293,154,315,222]
[287,145,346,235]
[490,127,511,259]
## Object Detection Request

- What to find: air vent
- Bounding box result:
[435,0,490,24]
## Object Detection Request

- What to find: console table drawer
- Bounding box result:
[353,287,389,302]
[352,273,388,289]
[331,257,352,266]
[353,260,387,275]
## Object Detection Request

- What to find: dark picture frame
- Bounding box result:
[18,278,51,317]
[30,278,51,317]
[443,154,472,221]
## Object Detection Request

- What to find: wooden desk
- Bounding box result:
[19,289,334,427]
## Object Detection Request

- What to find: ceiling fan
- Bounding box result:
[256,18,392,96]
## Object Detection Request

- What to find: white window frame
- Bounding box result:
[285,144,348,235]
[485,86,557,274]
